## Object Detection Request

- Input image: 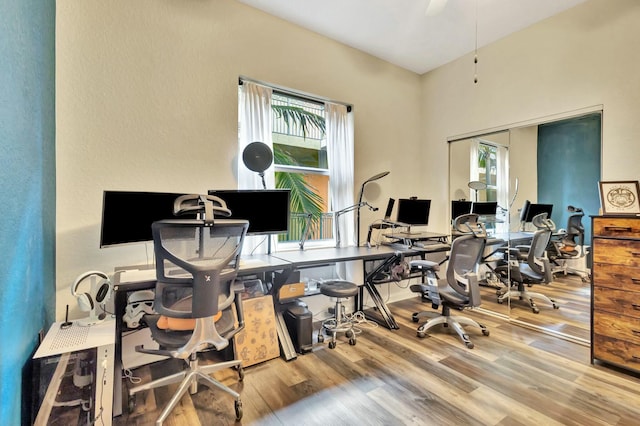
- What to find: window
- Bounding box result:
[271,93,333,246]
[238,80,354,252]
[471,139,509,233]
[477,142,498,202]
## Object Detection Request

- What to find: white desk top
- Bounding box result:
[34,319,115,358]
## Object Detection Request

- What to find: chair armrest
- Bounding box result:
[409,259,440,272]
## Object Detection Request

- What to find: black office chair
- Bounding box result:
[128,195,249,424]
[548,205,590,282]
[409,214,489,349]
[496,213,559,313]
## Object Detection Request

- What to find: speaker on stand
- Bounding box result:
[242,141,273,190]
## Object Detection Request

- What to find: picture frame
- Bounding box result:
[598,180,640,215]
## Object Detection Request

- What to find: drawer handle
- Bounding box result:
[604,226,632,232]
[633,303,640,310]
[633,355,640,362]
[633,330,640,336]
[632,252,640,256]
[632,278,640,283]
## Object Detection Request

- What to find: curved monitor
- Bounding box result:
[471,201,497,216]
[396,198,431,226]
[100,191,194,248]
[524,203,553,222]
[207,189,291,235]
[451,200,472,221]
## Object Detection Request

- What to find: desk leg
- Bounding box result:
[112,287,126,417]
[360,255,401,330]
[362,279,400,330]
[275,311,298,361]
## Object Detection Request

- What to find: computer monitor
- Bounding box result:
[208,189,291,235]
[471,201,498,216]
[100,191,195,248]
[396,198,431,226]
[524,203,553,223]
[451,200,472,221]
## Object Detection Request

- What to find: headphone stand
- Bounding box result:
[76,307,106,327]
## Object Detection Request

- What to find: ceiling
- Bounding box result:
[236,0,588,74]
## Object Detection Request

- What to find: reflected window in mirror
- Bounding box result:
[471,140,509,234]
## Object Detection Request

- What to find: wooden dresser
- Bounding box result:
[591,216,640,373]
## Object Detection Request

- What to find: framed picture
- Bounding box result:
[598,180,640,215]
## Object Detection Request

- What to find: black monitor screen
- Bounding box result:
[524,203,553,222]
[472,201,498,216]
[208,189,291,235]
[396,199,431,226]
[100,191,194,247]
[451,200,472,221]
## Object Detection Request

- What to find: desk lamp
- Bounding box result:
[356,171,390,246]
[468,180,487,202]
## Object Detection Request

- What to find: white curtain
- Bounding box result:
[238,81,274,189]
[238,81,274,253]
[496,144,510,233]
[469,140,480,200]
[325,102,355,247]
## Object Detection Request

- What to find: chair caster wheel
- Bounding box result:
[465,342,474,349]
[412,313,419,322]
[235,400,243,420]
[318,334,325,343]
[236,365,244,381]
[349,338,356,346]
[346,330,354,338]
[553,303,559,309]
[417,331,426,338]
[497,299,503,304]
[482,329,490,336]
[328,341,336,349]
[532,308,540,314]
[128,395,136,414]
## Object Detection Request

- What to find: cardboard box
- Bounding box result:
[234,295,279,367]
[278,282,305,301]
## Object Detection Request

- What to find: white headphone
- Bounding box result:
[71,271,112,313]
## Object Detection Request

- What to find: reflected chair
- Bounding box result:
[496,213,559,313]
[409,214,489,349]
[548,205,590,282]
[128,195,249,425]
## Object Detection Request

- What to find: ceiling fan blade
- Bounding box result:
[425,0,448,17]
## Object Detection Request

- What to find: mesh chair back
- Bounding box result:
[527,228,552,273]
[152,218,248,319]
[446,234,486,306]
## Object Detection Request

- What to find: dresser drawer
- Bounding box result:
[593,286,640,317]
[592,263,640,291]
[593,334,640,373]
[592,238,640,267]
[593,311,640,345]
[593,217,640,238]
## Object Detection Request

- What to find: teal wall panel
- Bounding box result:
[537,113,601,245]
[0,0,56,423]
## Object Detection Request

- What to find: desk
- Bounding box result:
[111,244,448,415]
[111,254,290,416]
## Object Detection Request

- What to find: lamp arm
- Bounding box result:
[335,202,376,248]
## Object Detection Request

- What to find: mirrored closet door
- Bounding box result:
[448,110,601,345]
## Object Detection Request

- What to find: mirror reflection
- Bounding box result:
[449,112,601,344]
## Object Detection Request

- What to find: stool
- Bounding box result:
[318,280,359,349]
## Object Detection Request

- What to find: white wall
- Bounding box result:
[55,0,423,319]
[56,0,640,319]
[420,0,640,219]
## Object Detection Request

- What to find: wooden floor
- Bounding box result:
[116,293,640,426]
[479,272,591,342]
